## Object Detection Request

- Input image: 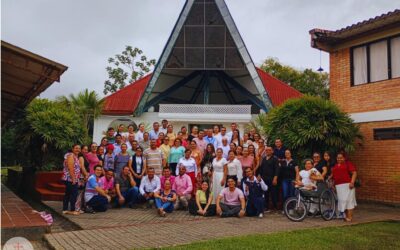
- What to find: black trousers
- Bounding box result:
[188,199,216,216]
[264,179,279,210]
[63,181,78,211]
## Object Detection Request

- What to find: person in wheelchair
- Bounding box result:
[295,159,324,191]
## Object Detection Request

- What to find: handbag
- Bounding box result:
[346,163,361,188]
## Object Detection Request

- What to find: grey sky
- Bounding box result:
[2,0,399,99]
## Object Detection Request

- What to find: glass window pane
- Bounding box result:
[185,48,204,68]
[226,48,244,69]
[205,26,225,47]
[391,37,400,78]
[352,46,368,85]
[205,3,224,25]
[185,26,204,47]
[205,48,224,69]
[185,3,204,25]
[166,48,184,69]
[370,40,388,82]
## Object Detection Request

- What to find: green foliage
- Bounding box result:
[103,46,156,95]
[26,99,87,150]
[260,57,330,99]
[56,89,104,138]
[262,96,362,160]
[1,127,20,166]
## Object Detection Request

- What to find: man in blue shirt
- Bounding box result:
[204,129,217,149]
[149,122,161,140]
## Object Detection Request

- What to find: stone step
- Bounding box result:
[47,182,65,193]
[35,188,64,201]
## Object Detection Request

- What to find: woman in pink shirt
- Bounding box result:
[239,148,254,171]
[86,143,101,174]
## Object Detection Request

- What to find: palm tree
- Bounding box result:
[57,89,105,139]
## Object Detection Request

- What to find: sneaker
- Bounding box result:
[85,206,96,214]
[258,213,264,218]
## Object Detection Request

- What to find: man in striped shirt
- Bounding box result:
[144,139,165,176]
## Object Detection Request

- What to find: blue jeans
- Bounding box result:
[63,181,78,211]
[155,198,174,213]
[117,187,140,206]
[87,195,108,212]
[282,179,295,203]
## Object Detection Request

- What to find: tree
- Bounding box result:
[57,89,104,138]
[261,95,362,160]
[103,46,156,95]
[260,57,330,99]
[14,99,88,169]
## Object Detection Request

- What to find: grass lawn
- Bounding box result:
[161,221,400,250]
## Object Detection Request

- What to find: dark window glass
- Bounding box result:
[186,48,204,68]
[166,48,184,68]
[373,127,400,140]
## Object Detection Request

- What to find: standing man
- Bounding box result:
[106,127,116,144]
[139,132,150,151]
[226,123,238,141]
[256,146,280,212]
[135,123,145,142]
[204,129,218,149]
[193,130,207,153]
[216,127,230,148]
[143,139,165,176]
[160,119,169,134]
[273,138,286,162]
[113,134,123,155]
[149,122,161,140]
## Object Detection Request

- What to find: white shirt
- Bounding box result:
[135,157,143,173]
[216,133,230,148]
[159,127,168,134]
[176,157,197,176]
[139,175,161,195]
[299,168,319,187]
[226,158,243,182]
[135,130,144,142]
[218,144,230,159]
[242,177,268,196]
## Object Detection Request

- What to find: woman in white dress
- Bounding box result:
[211,148,227,204]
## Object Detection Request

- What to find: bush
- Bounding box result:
[263,95,362,161]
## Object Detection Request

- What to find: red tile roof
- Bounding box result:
[256,68,302,106]
[102,69,302,115]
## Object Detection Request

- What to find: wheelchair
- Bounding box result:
[284,181,336,222]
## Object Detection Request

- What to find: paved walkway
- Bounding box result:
[43,202,400,249]
[1,185,49,241]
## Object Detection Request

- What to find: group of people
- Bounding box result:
[62,120,357,221]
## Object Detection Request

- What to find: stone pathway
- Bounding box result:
[43,202,400,249]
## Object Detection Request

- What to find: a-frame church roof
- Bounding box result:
[103,69,302,115]
[103,0,302,116]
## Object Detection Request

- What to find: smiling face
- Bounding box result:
[227,178,236,188]
[304,160,313,170]
[121,144,127,153]
[95,166,103,177]
[201,182,209,192]
[285,150,291,159]
[72,145,81,155]
[105,170,114,180]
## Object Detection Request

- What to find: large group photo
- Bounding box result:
[2,0,399,249]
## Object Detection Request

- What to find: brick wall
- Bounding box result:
[349,120,400,204]
[329,48,400,114]
[329,48,400,204]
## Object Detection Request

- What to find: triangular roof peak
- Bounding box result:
[134,0,273,116]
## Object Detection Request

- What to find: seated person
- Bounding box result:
[216,178,246,218]
[188,181,216,216]
[295,159,323,190]
[139,167,161,207]
[160,167,175,191]
[154,180,176,217]
[173,165,193,210]
[84,165,112,213]
[115,166,140,208]
[99,169,116,199]
[243,167,268,218]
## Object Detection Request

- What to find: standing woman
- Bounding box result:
[97,146,105,167]
[166,125,176,146]
[114,143,132,176]
[190,140,203,169]
[177,149,198,193]
[129,147,145,186]
[188,126,199,142]
[213,125,220,137]
[104,144,115,171]
[280,149,299,203]
[100,137,109,148]
[248,144,256,158]
[239,147,254,171]
[236,146,243,158]
[79,145,90,174]
[201,144,215,182]
[62,144,82,215]
[323,151,335,178]
[223,150,243,187]
[86,143,101,174]
[169,139,185,176]
[331,153,357,222]
[180,126,189,141]
[241,133,251,148]
[156,132,165,148]
[176,132,188,148]
[76,145,89,213]
[313,152,328,180]
[230,129,241,147]
[160,137,171,168]
[211,149,227,203]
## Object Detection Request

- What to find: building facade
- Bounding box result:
[310,10,400,204]
[94,0,301,143]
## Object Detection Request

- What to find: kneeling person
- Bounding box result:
[115,166,140,208]
[243,167,268,218]
[216,178,245,217]
[173,165,193,210]
[85,165,112,212]
[139,167,161,207]
[154,180,176,217]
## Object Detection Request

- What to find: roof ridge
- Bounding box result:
[105,73,152,99]
[256,67,302,95]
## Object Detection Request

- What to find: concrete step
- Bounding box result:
[35,188,64,201]
[47,182,65,193]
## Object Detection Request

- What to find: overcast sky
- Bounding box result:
[2,0,399,99]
